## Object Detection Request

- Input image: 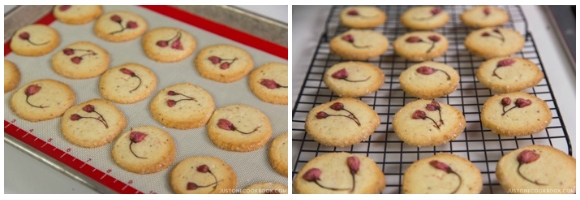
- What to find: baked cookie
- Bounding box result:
[94,11,148,42]
[480,92,552,137]
[10,24,60,56]
[248,62,288,105]
[61,99,127,148]
[305,98,380,147]
[241,182,288,194]
[99,63,157,104]
[10,79,75,122]
[460,6,509,28]
[51,41,110,79]
[496,145,575,194]
[329,29,389,60]
[53,5,102,25]
[393,31,448,61]
[206,104,273,152]
[464,27,524,59]
[170,156,237,194]
[476,57,543,93]
[323,61,385,98]
[150,83,215,130]
[402,153,482,194]
[339,6,387,29]
[268,132,288,177]
[400,6,450,30]
[399,61,459,99]
[392,99,466,147]
[194,44,254,83]
[142,27,197,63]
[293,152,385,194]
[4,60,20,93]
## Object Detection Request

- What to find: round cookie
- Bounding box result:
[194,44,254,83]
[10,79,75,122]
[399,61,459,99]
[248,62,288,105]
[402,153,483,194]
[99,63,157,104]
[61,99,127,148]
[460,6,509,28]
[400,6,450,30]
[94,11,148,42]
[305,98,380,147]
[268,132,288,177]
[10,24,60,56]
[142,27,197,63]
[476,57,543,93]
[393,31,448,61]
[293,152,385,194]
[495,145,575,194]
[51,41,110,79]
[206,104,273,152]
[241,182,288,194]
[480,92,552,137]
[323,61,385,98]
[170,156,237,194]
[4,60,21,93]
[329,29,389,61]
[339,6,387,29]
[150,82,215,130]
[392,99,466,147]
[111,126,176,174]
[464,27,524,59]
[53,5,102,25]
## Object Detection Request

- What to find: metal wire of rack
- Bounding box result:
[291,5,571,194]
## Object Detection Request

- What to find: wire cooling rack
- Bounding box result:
[292,5,571,194]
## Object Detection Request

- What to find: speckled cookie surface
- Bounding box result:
[248,62,288,105]
[10,79,75,122]
[480,92,552,137]
[460,6,509,28]
[400,6,450,30]
[305,98,380,147]
[4,60,20,93]
[53,5,102,25]
[393,31,448,61]
[392,99,466,147]
[142,27,197,63]
[476,57,543,93]
[339,6,387,29]
[293,152,385,194]
[207,104,273,152]
[51,41,110,79]
[94,11,148,42]
[323,61,385,98]
[464,27,524,59]
[194,44,254,83]
[10,24,60,57]
[402,153,483,194]
[269,132,288,177]
[399,61,459,99]
[496,145,575,194]
[329,29,389,61]
[241,182,288,194]
[99,63,157,104]
[170,156,237,194]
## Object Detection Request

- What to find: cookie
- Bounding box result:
[495,145,575,194]
[94,11,148,42]
[149,82,215,130]
[339,6,387,29]
[51,41,110,79]
[4,60,20,93]
[323,61,385,98]
[248,62,288,105]
[393,31,448,61]
[329,29,389,60]
[206,104,273,152]
[194,44,254,83]
[400,6,450,30]
[9,79,75,122]
[170,156,237,194]
[399,61,459,99]
[460,6,509,28]
[10,24,60,57]
[241,182,288,194]
[142,27,197,63]
[61,99,127,148]
[402,153,483,194]
[268,132,288,177]
[476,57,543,93]
[293,152,385,194]
[464,27,524,59]
[304,98,380,147]
[480,92,552,137]
[392,99,466,147]
[53,5,102,25]
[99,63,157,104]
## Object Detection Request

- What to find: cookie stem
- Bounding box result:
[313,180,350,191]
[129,75,142,93]
[435,69,451,80]
[129,142,147,159]
[449,170,462,194]
[26,38,49,46]
[517,162,547,185]
[425,116,441,129]
[234,126,260,134]
[350,171,356,193]
[109,21,126,35]
[492,67,503,79]
[502,105,517,116]
[26,96,47,108]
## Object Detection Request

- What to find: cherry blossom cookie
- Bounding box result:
[399,61,459,99]
[53,5,102,25]
[464,27,524,59]
[4,60,20,93]
[142,27,197,63]
[248,62,288,104]
[99,63,158,104]
[400,6,450,30]
[268,132,288,177]
[476,57,543,93]
[9,79,75,122]
[170,156,237,194]
[393,31,448,61]
[51,41,110,79]
[339,6,387,29]
[10,24,60,56]
[323,61,385,98]
[460,6,509,28]
[329,29,389,60]
[94,11,148,42]
[194,44,254,83]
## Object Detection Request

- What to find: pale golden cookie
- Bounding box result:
[142,27,197,63]
[170,156,237,194]
[399,61,459,99]
[10,24,60,56]
[4,60,20,93]
[194,44,254,83]
[476,57,543,93]
[99,63,157,104]
[53,5,102,25]
[393,31,448,61]
[339,6,387,29]
[94,11,148,42]
[323,61,384,98]
[241,182,288,194]
[460,6,509,28]
[248,62,288,105]
[268,132,288,177]
[51,41,110,79]
[329,29,389,61]
[10,79,75,122]
[400,6,450,30]
[464,27,524,59]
